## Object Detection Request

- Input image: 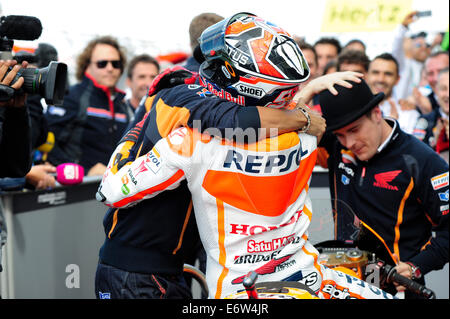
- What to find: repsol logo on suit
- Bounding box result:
[223,146,308,174]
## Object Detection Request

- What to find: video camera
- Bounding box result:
[0,15,67,105]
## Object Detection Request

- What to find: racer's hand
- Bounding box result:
[393,261,412,292]
[0,59,28,108]
[148,66,197,96]
[295,71,364,105]
[296,103,326,140]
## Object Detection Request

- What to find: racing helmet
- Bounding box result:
[198,12,310,108]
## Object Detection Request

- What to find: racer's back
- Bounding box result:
[161,127,320,298]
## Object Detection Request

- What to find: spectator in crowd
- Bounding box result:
[183,12,224,72]
[336,49,370,78]
[423,51,449,111]
[125,54,160,115]
[318,79,448,299]
[297,41,318,81]
[366,53,420,134]
[295,40,319,108]
[314,37,341,75]
[343,39,366,53]
[434,68,449,162]
[323,60,338,75]
[413,67,449,156]
[410,51,450,134]
[45,36,131,176]
[392,11,431,101]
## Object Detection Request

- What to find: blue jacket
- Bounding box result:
[45,73,130,172]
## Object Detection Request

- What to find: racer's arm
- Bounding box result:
[143,68,364,143]
[96,133,186,208]
[228,71,363,139]
[253,105,324,138]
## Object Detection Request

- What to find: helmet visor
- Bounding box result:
[200,12,256,63]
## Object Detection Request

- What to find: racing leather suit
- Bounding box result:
[97,126,395,299]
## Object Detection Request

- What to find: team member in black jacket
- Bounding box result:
[318,79,449,298]
[45,36,130,175]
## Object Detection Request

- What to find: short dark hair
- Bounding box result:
[344,39,366,51]
[127,54,160,79]
[295,40,318,65]
[439,67,449,76]
[371,53,400,75]
[426,50,449,61]
[337,49,370,72]
[323,60,338,75]
[314,37,342,54]
[189,13,224,51]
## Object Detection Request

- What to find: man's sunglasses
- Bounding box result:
[93,60,122,69]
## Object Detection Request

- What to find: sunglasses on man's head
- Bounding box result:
[93,60,122,69]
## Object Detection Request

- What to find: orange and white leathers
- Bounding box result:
[98,127,395,299]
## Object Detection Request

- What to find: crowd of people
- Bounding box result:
[0,10,448,300]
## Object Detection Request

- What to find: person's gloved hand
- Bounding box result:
[148,66,197,96]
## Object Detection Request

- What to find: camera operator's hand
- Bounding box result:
[0,59,28,108]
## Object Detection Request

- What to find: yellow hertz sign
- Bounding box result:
[321,0,413,32]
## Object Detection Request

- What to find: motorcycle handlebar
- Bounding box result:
[382,263,436,299]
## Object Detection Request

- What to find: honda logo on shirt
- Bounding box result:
[373,170,402,190]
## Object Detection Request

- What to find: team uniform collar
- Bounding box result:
[377,118,399,154]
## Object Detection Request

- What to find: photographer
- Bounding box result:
[0,59,31,275]
[0,59,32,178]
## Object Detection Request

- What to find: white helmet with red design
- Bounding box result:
[198,12,309,108]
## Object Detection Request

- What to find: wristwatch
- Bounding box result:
[405,262,422,279]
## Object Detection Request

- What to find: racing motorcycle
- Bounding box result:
[184,198,436,299]
[309,198,436,299]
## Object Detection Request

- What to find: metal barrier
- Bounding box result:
[0,176,105,299]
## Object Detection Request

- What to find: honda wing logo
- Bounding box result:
[373,170,402,191]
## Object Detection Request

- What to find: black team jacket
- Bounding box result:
[321,119,448,276]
